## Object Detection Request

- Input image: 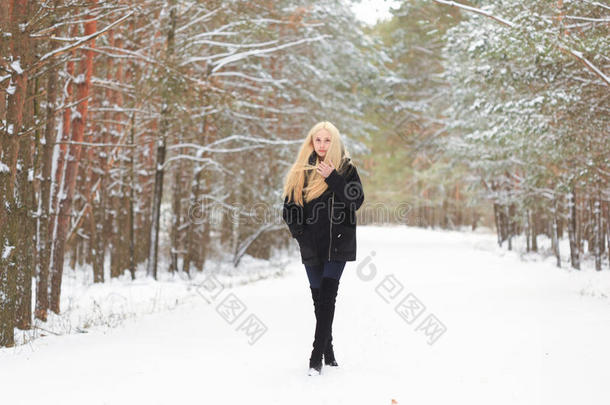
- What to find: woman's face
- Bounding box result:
[313,129,331,160]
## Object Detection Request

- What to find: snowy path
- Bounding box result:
[2,226,610,405]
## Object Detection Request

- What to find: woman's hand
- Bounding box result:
[317,160,335,178]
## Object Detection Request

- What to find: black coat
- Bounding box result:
[282,152,364,265]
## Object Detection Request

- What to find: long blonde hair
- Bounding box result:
[282,121,351,206]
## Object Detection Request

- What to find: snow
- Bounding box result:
[74,73,85,84]
[1,226,610,404]
[350,0,401,25]
[0,161,9,173]
[10,60,23,74]
[468,38,486,52]
[2,243,14,260]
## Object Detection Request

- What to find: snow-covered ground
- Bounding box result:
[1,225,610,405]
[10,250,291,346]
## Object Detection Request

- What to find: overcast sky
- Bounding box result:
[350,0,401,25]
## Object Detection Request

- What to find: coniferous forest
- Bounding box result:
[1,0,608,352]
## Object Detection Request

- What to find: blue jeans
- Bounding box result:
[305,261,346,289]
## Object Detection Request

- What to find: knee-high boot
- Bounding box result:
[310,286,339,366]
[308,277,340,375]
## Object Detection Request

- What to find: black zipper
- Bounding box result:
[328,193,334,260]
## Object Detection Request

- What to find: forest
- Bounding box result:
[1,0,608,348]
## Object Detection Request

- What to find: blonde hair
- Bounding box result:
[282,121,351,206]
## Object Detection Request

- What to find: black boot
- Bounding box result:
[309,286,339,367]
[324,297,339,367]
[308,277,340,376]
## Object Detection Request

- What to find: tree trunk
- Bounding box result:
[604,201,610,266]
[594,191,602,271]
[15,70,38,331]
[531,208,538,252]
[471,207,478,231]
[170,159,182,273]
[35,2,61,320]
[505,204,513,251]
[128,113,136,280]
[525,209,531,252]
[50,5,97,313]
[35,77,54,318]
[493,202,502,246]
[183,167,201,275]
[147,0,177,279]
[567,189,580,270]
[0,0,31,347]
[147,139,166,279]
[551,199,561,268]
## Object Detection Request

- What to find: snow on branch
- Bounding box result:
[176,4,225,33]
[560,47,610,86]
[432,0,610,86]
[209,35,330,73]
[210,70,290,86]
[233,223,285,267]
[161,155,229,172]
[169,136,302,153]
[589,1,610,11]
[432,0,515,27]
[563,15,610,23]
[53,140,136,148]
[33,11,134,70]
[162,136,302,169]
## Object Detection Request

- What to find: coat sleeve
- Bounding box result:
[282,195,304,238]
[324,164,364,211]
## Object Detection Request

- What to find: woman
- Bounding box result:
[281,121,364,376]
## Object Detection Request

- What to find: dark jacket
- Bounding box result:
[282,152,364,265]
